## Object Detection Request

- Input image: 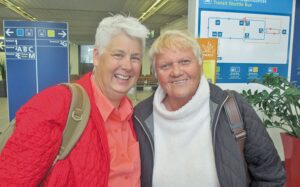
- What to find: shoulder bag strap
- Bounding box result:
[54,83,91,163]
[40,83,90,185]
[224,90,246,153]
[224,90,251,186]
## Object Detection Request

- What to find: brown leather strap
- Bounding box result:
[224,90,250,186]
[224,90,246,153]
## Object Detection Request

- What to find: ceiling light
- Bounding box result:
[138,0,169,23]
[0,0,37,21]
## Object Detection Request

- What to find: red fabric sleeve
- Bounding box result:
[0,85,71,186]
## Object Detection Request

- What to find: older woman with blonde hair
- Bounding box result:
[133,30,285,187]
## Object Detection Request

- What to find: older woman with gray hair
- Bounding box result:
[133,30,285,187]
[0,15,148,186]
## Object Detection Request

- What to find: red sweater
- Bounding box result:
[0,73,123,186]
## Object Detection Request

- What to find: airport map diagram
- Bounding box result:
[200,11,290,64]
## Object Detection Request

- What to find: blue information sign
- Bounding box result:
[4,20,69,120]
[197,0,294,83]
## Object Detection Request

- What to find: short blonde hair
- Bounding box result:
[149,30,202,76]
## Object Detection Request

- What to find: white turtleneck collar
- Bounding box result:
[152,75,220,187]
[153,75,210,120]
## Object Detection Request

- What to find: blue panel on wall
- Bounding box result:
[198,0,294,83]
[4,20,69,121]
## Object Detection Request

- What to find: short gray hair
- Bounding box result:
[149,30,202,76]
[94,14,149,55]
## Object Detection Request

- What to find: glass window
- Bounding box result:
[80,45,94,64]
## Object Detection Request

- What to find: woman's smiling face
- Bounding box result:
[155,47,202,104]
[93,33,142,104]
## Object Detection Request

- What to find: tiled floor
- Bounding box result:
[0,89,154,134]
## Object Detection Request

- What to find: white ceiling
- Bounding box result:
[0,0,188,44]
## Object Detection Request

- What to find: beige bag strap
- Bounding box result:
[40,83,90,185]
[51,83,91,166]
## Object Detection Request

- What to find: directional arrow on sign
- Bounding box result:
[5,28,14,36]
[0,41,4,51]
[58,30,66,38]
